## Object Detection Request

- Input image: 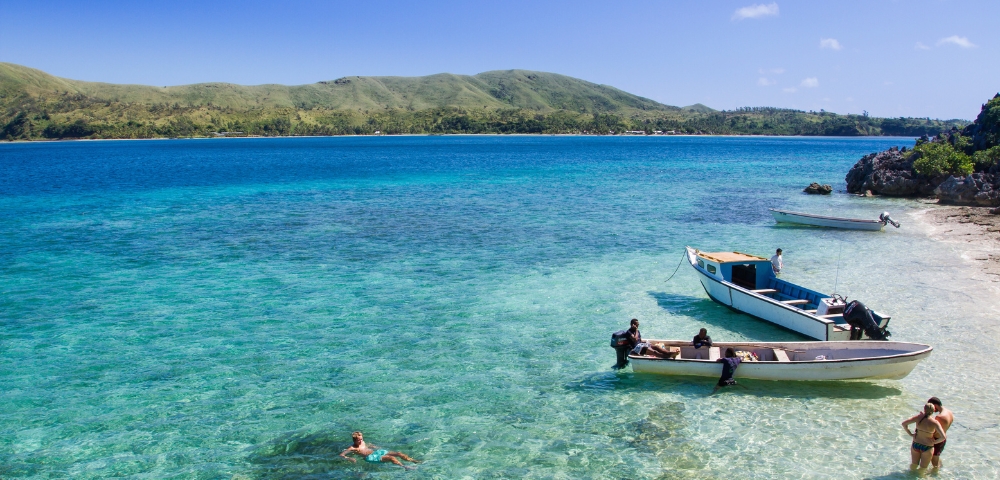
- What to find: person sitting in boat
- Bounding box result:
[626,318,676,358]
[770,248,783,274]
[692,328,712,349]
[712,348,742,393]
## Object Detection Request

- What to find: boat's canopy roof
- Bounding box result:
[697,251,768,264]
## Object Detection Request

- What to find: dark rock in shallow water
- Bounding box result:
[935,173,1000,206]
[845,146,940,196]
[803,182,833,194]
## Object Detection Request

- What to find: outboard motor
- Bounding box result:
[610,330,631,369]
[879,212,901,228]
[843,300,891,340]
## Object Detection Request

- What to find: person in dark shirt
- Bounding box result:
[626,318,675,358]
[626,318,642,350]
[712,348,742,392]
[692,328,712,349]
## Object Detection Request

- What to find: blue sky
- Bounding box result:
[1,0,995,120]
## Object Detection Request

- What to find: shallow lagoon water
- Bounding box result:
[2,136,999,478]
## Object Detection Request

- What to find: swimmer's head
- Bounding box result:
[725,348,736,358]
[924,403,936,416]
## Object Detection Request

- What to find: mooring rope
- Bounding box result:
[664,249,687,283]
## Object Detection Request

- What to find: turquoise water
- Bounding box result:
[2,136,999,479]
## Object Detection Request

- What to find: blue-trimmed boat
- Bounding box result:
[685,247,891,341]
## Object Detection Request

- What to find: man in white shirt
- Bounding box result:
[770,248,783,274]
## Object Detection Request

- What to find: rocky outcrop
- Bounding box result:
[845,93,1000,205]
[844,146,941,196]
[961,93,1000,151]
[935,174,1000,206]
[803,183,832,194]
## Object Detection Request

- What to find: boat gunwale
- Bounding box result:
[628,340,933,365]
[769,208,882,224]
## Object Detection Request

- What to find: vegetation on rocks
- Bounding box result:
[846,94,1000,206]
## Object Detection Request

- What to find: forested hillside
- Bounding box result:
[0,62,967,140]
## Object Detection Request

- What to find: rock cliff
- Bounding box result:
[844,146,940,196]
[845,94,1000,206]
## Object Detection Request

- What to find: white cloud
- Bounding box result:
[783,87,797,93]
[757,77,776,86]
[914,42,930,50]
[937,36,976,48]
[800,77,819,88]
[819,38,842,50]
[732,3,779,21]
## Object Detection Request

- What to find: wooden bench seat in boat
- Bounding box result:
[781,299,810,305]
[752,288,777,294]
[709,347,721,361]
[772,349,791,362]
[804,309,818,313]
[818,313,843,319]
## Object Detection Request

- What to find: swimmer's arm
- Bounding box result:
[901,414,920,436]
[340,447,358,463]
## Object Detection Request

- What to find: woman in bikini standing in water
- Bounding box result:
[902,403,947,469]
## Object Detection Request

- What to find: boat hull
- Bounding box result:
[687,247,844,340]
[629,341,931,381]
[770,208,885,231]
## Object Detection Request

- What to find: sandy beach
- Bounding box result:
[912,202,1000,284]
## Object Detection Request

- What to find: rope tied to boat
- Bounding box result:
[664,249,687,283]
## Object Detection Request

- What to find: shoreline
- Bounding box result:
[0,133,922,144]
[910,202,1000,284]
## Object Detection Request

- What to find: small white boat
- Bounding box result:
[770,208,900,231]
[686,247,891,341]
[629,340,931,381]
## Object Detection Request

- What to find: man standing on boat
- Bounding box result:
[770,248,783,274]
[928,397,954,468]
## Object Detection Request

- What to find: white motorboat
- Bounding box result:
[629,340,931,381]
[770,208,900,231]
[685,247,891,341]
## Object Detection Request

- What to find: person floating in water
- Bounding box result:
[712,348,742,393]
[339,431,420,470]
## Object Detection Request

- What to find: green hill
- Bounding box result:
[0,62,969,140]
[0,63,672,113]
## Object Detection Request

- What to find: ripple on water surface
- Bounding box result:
[1,136,999,478]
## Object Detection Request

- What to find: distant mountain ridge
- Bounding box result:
[0,62,968,140]
[0,63,676,113]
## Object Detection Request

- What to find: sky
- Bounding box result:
[1,0,996,120]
